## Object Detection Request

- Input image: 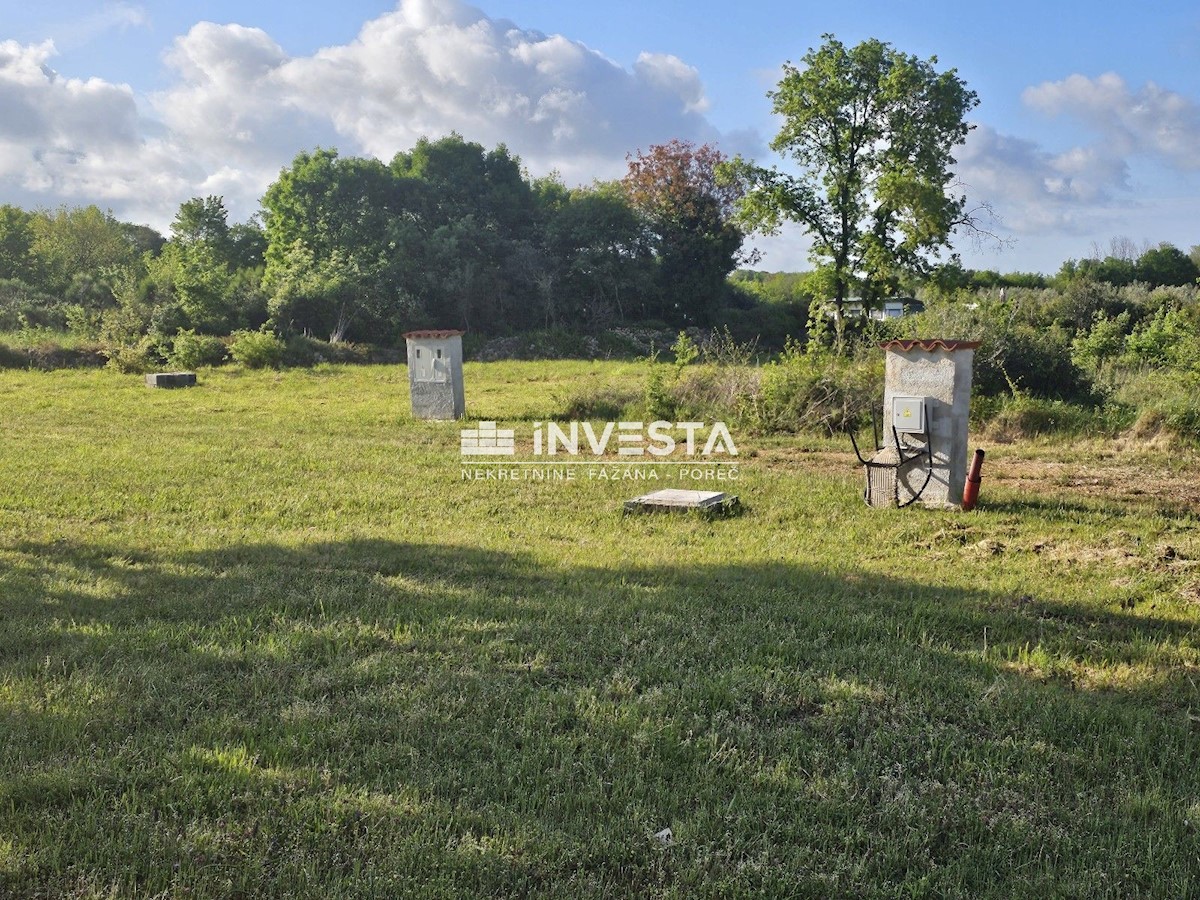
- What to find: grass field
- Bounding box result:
[2,361,1200,898]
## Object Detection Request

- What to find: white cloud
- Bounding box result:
[954,124,1131,234]
[953,72,1200,249]
[249,0,721,180]
[1022,72,1200,170]
[47,3,149,54]
[0,38,194,217]
[0,0,731,231]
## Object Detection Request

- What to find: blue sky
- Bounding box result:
[3,0,1198,274]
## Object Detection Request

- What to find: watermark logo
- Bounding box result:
[460,421,516,456]
[458,420,742,483]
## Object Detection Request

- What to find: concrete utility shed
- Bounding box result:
[403,330,465,420]
[881,338,979,508]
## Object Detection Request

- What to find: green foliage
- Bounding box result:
[539,186,653,328]
[229,327,285,369]
[1136,243,1200,287]
[28,205,141,295]
[102,335,162,374]
[1071,311,1130,374]
[901,296,1090,400]
[644,355,675,420]
[0,278,63,331]
[1122,306,1198,368]
[670,330,700,366]
[0,205,39,285]
[701,324,760,366]
[166,329,228,370]
[746,339,881,434]
[644,331,704,418]
[622,140,750,325]
[143,196,266,337]
[725,35,979,351]
[263,150,405,342]
[977,392,1133,441]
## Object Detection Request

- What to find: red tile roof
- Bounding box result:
[403,330,465,339]
[880,339,982,352]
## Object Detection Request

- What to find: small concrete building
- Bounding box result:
[881,338,979,508]
[403,330,465,420]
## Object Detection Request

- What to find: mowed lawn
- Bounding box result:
[2,362,1200,898]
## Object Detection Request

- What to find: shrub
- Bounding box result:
[282,334,319,367]
[558,385,641,420]
[745,341,881,435]
[103,336,162,374]
[977,393,1135,442]
[229,328,285,369]
[167,329,227,370]
[701,325,760,366]
[671,365,761,422]
[1071,311,1130,375]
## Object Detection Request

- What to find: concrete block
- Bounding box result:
[145,371,197,388]
[880,339,979,508]
[404,331,465,419]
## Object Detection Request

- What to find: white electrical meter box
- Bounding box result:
[892,396,927,433]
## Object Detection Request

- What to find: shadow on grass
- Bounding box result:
[3,537,1200,897]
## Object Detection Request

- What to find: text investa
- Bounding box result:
[530,421,738,457]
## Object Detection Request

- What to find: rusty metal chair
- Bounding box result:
[850,406,934,508]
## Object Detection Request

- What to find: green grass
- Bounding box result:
[3,362,1200,897]
[0,328,95,351]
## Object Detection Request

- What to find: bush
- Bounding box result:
[976,393,1135,442]
[558,385,641,420]
[229,328,285,369]
[902,297,1090,400]
[745,341,881,435]
[167,329,227,370]
[103,336,162,374]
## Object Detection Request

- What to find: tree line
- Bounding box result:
[0,34,1196,365]
[0,134,757,350]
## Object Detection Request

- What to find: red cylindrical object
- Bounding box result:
[961,448,986,511]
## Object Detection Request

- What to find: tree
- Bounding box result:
[29,205,139,295]
[540,184,653,326]
[172,196,232,253]
[0,205,38,284]
[722,35,980,350]
[262,149,403,342]
[1135,242,1199,288]
[143,196,266,335]
[391,135,539,332]
[622,140,749,325]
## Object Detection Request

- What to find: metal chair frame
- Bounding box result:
[850,407,934,508]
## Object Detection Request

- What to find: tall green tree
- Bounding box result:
[0,205,40,285]
[540,184,653,327]
[722,35,980,349]
[29,205,139,296]
[391,135,539,331]
[622,140,749,325]
[262,149,404,342]
[1135,242,1199,287]
[144,196,265,335]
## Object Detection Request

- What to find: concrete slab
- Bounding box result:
[624,489,739,515]
[145,372,197,388]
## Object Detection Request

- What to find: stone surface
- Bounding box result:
[405,333,465,419]
[145,371,197,388]
[624,489,739,514]
[882,345,974,507]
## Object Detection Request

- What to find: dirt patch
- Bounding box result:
[758,441,1200,516]
[991,455,1200,515]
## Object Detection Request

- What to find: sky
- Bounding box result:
[2,0,1198,275]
